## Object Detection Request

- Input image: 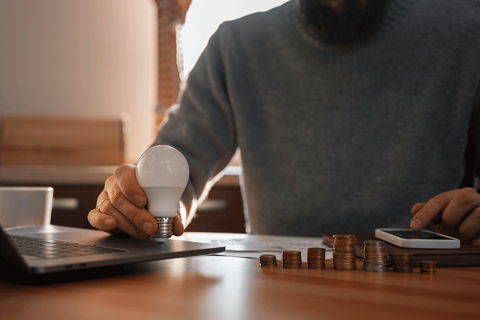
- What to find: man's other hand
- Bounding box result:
[411,188,480,246]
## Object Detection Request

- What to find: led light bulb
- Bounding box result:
[135,145,189,243]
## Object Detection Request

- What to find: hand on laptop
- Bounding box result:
[410,187,480,246]
[88,164,184,239]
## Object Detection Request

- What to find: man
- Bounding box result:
[88,0,480,245]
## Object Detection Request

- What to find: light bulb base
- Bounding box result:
[152,217,175,243]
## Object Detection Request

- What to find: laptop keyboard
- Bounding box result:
[8,234,127,259]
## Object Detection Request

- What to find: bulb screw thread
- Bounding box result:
[152,217,175,240]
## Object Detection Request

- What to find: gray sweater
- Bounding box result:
[154,0,480,236]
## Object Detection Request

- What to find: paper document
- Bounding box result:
[177,232,333,260]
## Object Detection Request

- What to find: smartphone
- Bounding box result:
[375,228,460,249]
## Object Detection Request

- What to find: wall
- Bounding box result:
[0,0,157,163]
[181,0,289,78]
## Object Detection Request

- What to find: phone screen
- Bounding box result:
[387,230,452,240]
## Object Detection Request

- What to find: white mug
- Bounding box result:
[0,186,53,227]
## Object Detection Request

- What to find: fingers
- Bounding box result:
[114,164,147,208]
[458,207,480,239]
[88,191,117,230]
[104,173,158,237]
[410,188,480,229]
[89,194,184,240]
[442,188,480,225]
[88,208,117,231]
[410,190,457,231]
[411,188,480,244]
[89,164,186,241]
[411,203,426,216]
[89,192,152,239]
[173,213,184,237]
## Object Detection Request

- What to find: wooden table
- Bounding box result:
[1,238,479,320]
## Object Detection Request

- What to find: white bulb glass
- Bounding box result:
[135,145,189,242]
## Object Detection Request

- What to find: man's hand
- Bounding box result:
[410,187,480,246]
[88,164,184,239]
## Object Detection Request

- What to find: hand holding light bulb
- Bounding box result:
[88,146,188,241]
[135,145,190,242]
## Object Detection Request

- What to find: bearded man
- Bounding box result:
[89,0,480,245]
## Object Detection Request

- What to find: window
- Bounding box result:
[181,0,289,79]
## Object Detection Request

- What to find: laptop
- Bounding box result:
[0,223,225,275]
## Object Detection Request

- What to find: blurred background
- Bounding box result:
[0,0,287,233]
[0,0,288,163]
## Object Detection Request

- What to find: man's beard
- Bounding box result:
[299,0,391,52]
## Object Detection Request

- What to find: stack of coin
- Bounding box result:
[259,255,277,268]
[363,240,389,272]
[391,252,414,273]
[332,234,357,270]
[282,250,302,269]
[307,247,326,269]
[420,260,437,274]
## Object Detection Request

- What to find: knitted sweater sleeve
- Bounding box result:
[152,24,237,224]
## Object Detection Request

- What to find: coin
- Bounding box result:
[363,240,388,272]
[282,250,302,269]
[390,253,413,273]
[260,254,277,268]
[333,234,356,239]
[332,252,356,256]
[332,234,357,270]
[391,253,413,260]
[307,263,325,268]
[307,247,325,269]
[420,260,437,274]
[364,240,385,246]
[283,263,302,269]
[308,247,326,254]
[420,260,437,267]
[333,246,356,252]
[282,250,301,258]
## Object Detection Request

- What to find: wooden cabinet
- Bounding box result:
[186,185,245,233]
[49,185,104,229]
[0,166,245,233]
[49,184,246,233]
